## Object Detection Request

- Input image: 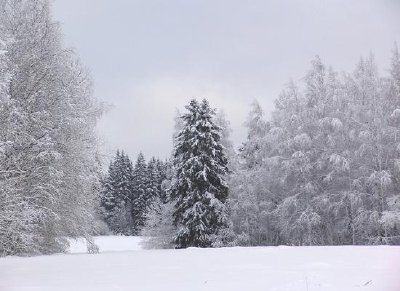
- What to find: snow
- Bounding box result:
[68,236,144,253]
[1,236,399,291]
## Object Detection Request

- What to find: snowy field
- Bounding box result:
[0,236,399,291]
[68,236,144,253]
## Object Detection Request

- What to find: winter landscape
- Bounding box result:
[1,0,400,290]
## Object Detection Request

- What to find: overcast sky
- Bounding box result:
[53,0,400,161]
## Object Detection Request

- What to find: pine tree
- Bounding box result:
[131,153,151,234]
[172,99,230,248]
[100,150,134,235]
[147,157,161,202]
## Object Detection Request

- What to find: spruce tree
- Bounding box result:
[101,150,134,235]
[172,99,230,248]
[131,153,151,234]
[147,157,161,202]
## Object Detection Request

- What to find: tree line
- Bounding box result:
[134,48,400,248]
[100,151,167,235]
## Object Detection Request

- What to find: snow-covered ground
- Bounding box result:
[67,235,144,253]
[0,236,399,291]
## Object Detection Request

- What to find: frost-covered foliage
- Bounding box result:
[230,48,400,246]
[171,99,230,248]
[142,198,176,249]
[141,160,176,248]
[0,0,102,256]
[229,101,277,246]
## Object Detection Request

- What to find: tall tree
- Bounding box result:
[172,99,230,248]
[100,150,134,235]
[131,153,151,234]
[0,0,102,255]
[229,100,276,246]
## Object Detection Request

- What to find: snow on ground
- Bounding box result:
[68,236,144,253]
[0,237,399,291]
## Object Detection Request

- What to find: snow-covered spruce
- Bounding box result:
[131,153,152,233]
[100,150,135,235]
[171,99,231,248]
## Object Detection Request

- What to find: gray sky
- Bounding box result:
[53,0,400,161]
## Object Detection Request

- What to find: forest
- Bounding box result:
[1,0,400,256]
